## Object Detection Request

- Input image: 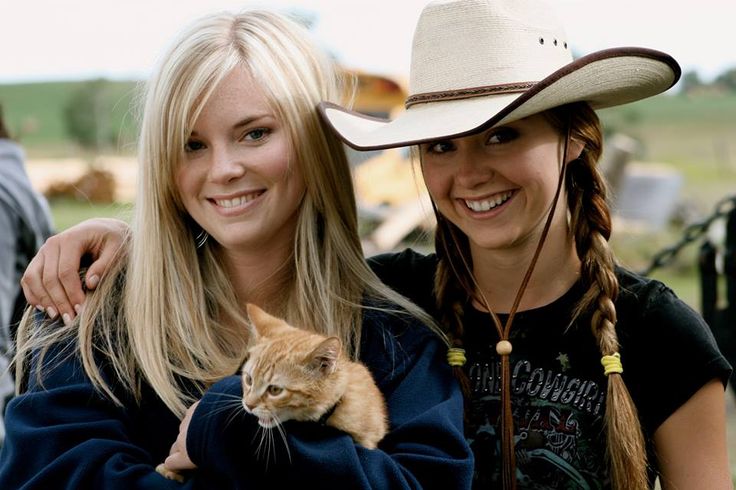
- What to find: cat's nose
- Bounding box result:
[242,400,254,411]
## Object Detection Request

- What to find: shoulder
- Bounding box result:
[358,305,446,388]
[615,266,676,308]
[367,248,438,271]
[367,248,438,311]
[614,266,711,336]
[613,266,732,433]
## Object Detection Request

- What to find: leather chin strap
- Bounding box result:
[448,121,574,490]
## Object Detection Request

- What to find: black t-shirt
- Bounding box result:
[369,249,732,489]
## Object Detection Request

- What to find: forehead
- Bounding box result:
[194,65,275,129]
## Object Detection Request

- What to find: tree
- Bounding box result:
[714,67,736,92]
[63,78,116,154]
[679,70,704,95]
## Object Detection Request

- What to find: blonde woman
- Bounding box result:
[0,10,472,489]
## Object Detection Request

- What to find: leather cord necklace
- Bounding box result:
[447,124,574,489]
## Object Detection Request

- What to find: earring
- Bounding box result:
[194,229,209,249]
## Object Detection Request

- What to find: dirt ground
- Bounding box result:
[26,157,138,202]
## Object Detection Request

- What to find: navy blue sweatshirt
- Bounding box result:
[0,309,473,489]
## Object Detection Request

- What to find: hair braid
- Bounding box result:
[434,213,473,397]
[559,103,649,490]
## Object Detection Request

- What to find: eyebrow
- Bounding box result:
[190,113,275,137]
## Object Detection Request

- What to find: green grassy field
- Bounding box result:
[49,199,133,232]
[598,93,736,211]
[0,80,139,158]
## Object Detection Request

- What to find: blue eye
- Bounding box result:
[184,139,205,152]
[244,128,270,141]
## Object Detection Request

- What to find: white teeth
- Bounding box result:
[464,191,512,212]
[214,193,259,208]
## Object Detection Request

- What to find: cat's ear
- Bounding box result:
[246,303,279,338]
[307,337,341,376]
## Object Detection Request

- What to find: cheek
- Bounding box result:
[421,163,451,201]
[252,136,292,182]
[174,165,200,210]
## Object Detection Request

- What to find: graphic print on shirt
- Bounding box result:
[465,352,609,489]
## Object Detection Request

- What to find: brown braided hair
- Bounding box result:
[430,102,648,489]
[550,102,649,490]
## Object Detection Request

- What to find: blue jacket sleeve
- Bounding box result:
[0,342,224,490]
[187,323,474,489]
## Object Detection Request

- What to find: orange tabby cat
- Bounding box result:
[241,303,388,449]
[156,304,388,482]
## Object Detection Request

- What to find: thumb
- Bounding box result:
[83,245,119,290]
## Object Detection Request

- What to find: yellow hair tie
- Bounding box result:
[447,347,467,367]
[601,353,623,376]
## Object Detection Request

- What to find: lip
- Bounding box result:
[457,189,516,217]
[207,189,266,217]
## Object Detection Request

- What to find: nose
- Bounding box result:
[242,398,255,412]
[209,144,246,183]
[455,147,495,189]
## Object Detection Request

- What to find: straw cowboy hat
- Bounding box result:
[319,0,681,150]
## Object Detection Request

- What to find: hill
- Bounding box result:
[0,80,139,158]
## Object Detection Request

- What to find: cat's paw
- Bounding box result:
[156,463,186,483]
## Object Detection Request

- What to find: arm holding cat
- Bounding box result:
[182,313,473,488]
[0,335,210,489]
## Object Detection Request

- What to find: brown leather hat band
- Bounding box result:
[405,81,536,108]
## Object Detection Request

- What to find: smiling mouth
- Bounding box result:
[464,191,514,212]
[211,191,264,208]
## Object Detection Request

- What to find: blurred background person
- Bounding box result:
[0,103,54,446]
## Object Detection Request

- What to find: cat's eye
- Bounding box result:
[267,385,283,396]
[243,373,252,386]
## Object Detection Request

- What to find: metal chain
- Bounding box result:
[638,194,736,276]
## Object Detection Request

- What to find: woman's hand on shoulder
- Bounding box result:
[21,217,129,325]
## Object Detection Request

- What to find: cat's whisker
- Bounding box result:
[200,398,242,420]
[253,426,265,458]
[273,417,292,463]
[215,393,244,401]
[266,428,275,468]
[223,406,246,429]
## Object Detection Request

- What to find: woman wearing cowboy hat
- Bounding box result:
[322,1,732,488]
[20,0,732,488]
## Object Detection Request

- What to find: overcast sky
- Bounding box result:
[2,0,734,85]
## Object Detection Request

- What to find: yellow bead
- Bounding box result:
[496,340,513,356]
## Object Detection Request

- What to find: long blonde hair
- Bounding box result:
[432,102,648,489]
[15,10,441,418]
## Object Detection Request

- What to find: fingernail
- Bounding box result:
[35,305,45,312]
[86,275,99,289]
[74,304,82,315]
[62,313,71,325]
[46,307,58,319]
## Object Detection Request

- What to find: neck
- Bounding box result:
[470,220,581,314]
[220,242,293,313]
